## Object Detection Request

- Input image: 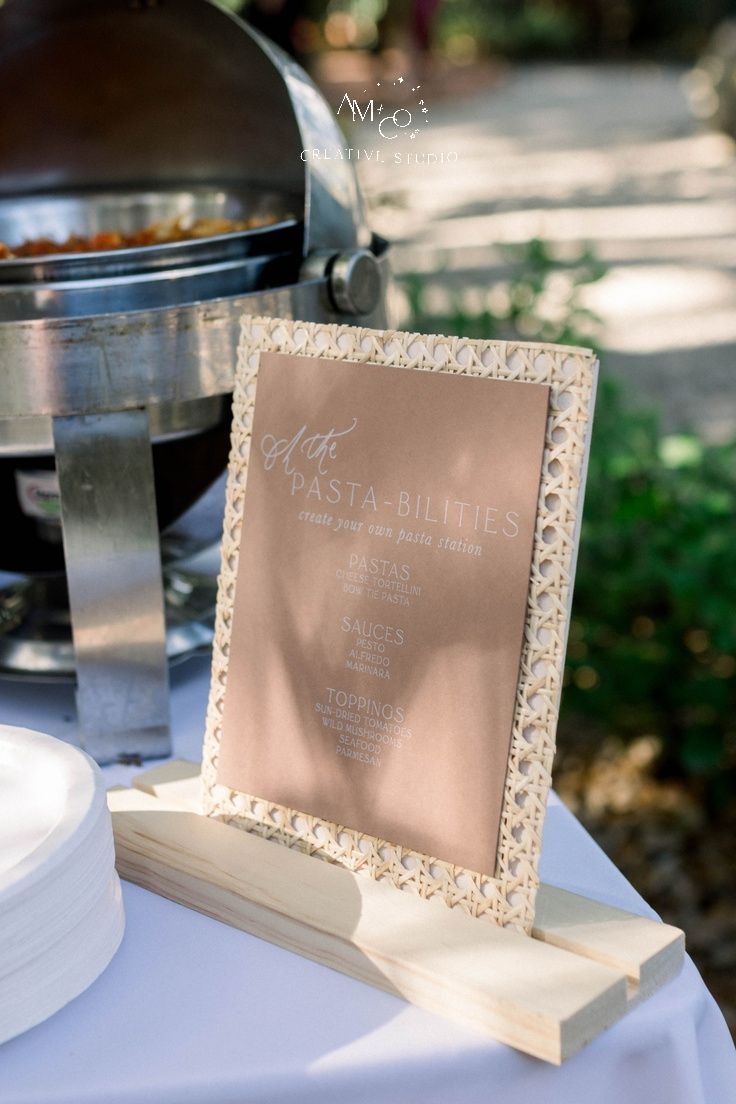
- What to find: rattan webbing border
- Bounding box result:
[202,317,598,933]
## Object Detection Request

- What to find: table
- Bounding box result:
[1,656,734,1104]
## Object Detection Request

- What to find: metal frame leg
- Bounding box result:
[53,410,171,763]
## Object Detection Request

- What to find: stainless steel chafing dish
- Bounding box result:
[0,0,389,762]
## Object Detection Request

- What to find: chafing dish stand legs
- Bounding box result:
[53,412,170,763]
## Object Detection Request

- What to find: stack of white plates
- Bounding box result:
[0,725,125,1044]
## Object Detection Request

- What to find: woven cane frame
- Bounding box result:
[202,317,598,934]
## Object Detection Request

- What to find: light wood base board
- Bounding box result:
[108,761,685,1065]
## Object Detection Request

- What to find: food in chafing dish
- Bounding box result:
[0,214,278,259]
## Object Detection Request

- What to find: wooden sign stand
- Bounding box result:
[108,761,684,1066]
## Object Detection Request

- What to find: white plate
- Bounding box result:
[0,869,125,1045]
[0,726,124,1044]
[0,726,106,903]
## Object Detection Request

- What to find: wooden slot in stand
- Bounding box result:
[108,761,684,1065]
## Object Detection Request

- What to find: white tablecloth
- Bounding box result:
[1,656,734,1104]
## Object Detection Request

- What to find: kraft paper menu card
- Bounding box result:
[215,351,548,875]
[204,318,598,933]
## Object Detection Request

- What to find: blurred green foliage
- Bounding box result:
[436,0,586,60]
[569,381,736,806]
[402,238,605,346]
[435,0,736,61]
[232,0,736,63]
[403,243,736,805]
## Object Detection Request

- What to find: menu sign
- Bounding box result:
[215,351,550,875]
